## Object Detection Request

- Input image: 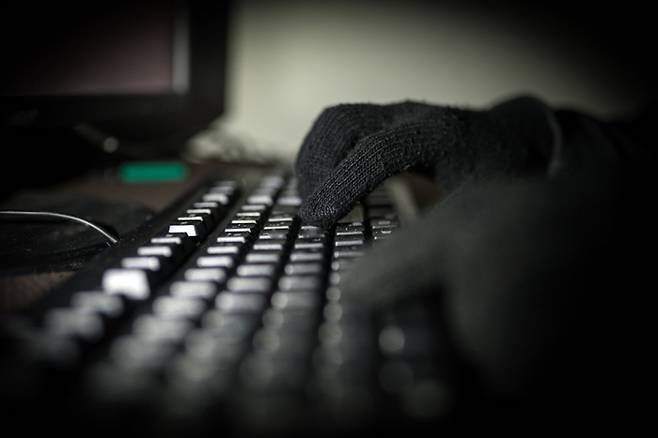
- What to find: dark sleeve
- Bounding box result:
[549,102,657,178]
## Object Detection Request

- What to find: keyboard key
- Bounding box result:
[373,228,393,240]
[169,221,205,238]
[271,291,320,310]
[250,327,316,360]
[207,245,240,255]
[299,225,323,231]
[334,238,364,247]
[177,216,209,233]
[367,208,397,220]
[371,219,399,229]
[192,201,221,209]
[259,175,285,188]
[331,260,355,272]
[261,308,318,331]
[237,264,277,277]
[133,316,192,343]
[298,227,327,239]
[121,256,165,271]
[183,331,247,363]
[111,336,176,371]
[227,277,272,293]
[216,293,267,313]
[196,256,234,268]
[137,245,176,258]
[150,234,195,254]
[294,242,324,250]
[268,215,294,222]
[247,195,274,205]
[284,263,323,275]
[208,186,236,196]
[295,236,325,245]
[202,193,230,204]
[225,225,255,233]
[170,280,218,299]
[183,268,226,283]
[278,275,322,291]
[103,269,153,300]
[240,357,308,393]
[43,308,105,342]
[203,311,260,334]
[270,205,298,214]
[241,204,267,212]
[276,195,302,206]
[335,224,364,234]
[151,235,183,245]
[253,242,284,251]
[71,292,124,318]
[185,207,218,226]
[191,202,222,221]
[334,250,365,259]
[199,313,260,348]
[236,211,262,217]
[211,179,239,189]
[153,296,206,319]
[259,231,289,241]
[216,233,249,244]
[182,212,214,230]
[329,272,344,286]
[289,252,324,262]
[263,223,290,230]
[245,252,281,264]
[19,331,81,366]
[231,218,259,225]
[226,219,257,233]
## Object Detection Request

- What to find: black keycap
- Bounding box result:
[237,264,277,277]
[245,252,281,264]
[169,220,207,238]
[278,275,322,291]
[227,277,272,293]
[284,263,323,275]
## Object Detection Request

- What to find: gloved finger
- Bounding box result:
[295,101,445,199]
[297,96,556,227]
[294,104,390,198]
[298,114,463,227]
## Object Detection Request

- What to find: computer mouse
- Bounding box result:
[0,192,153,309]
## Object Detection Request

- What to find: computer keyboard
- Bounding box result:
[0,171,455,436]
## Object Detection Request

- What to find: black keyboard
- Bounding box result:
[0,171,455,436]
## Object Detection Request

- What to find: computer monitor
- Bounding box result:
[0,1,228,142]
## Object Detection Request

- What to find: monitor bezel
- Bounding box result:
[0,1,228,143]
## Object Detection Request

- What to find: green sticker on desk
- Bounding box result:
[119,161,188,183]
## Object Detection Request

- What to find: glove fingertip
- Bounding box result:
[297,194,343,228]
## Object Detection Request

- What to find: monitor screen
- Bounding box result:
[0,1,226,138]
[3,2,187,97]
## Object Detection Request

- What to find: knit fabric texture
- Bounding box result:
[295,96,556,227]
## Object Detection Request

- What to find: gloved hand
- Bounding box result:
[295,96,559,227]
[294,95,651,422]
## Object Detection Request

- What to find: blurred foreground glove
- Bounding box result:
[295,96,559,227]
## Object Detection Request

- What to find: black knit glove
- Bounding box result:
[293,96,653,422]
[295,96,559,227]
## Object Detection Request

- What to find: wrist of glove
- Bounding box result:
[295,95,558,227]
